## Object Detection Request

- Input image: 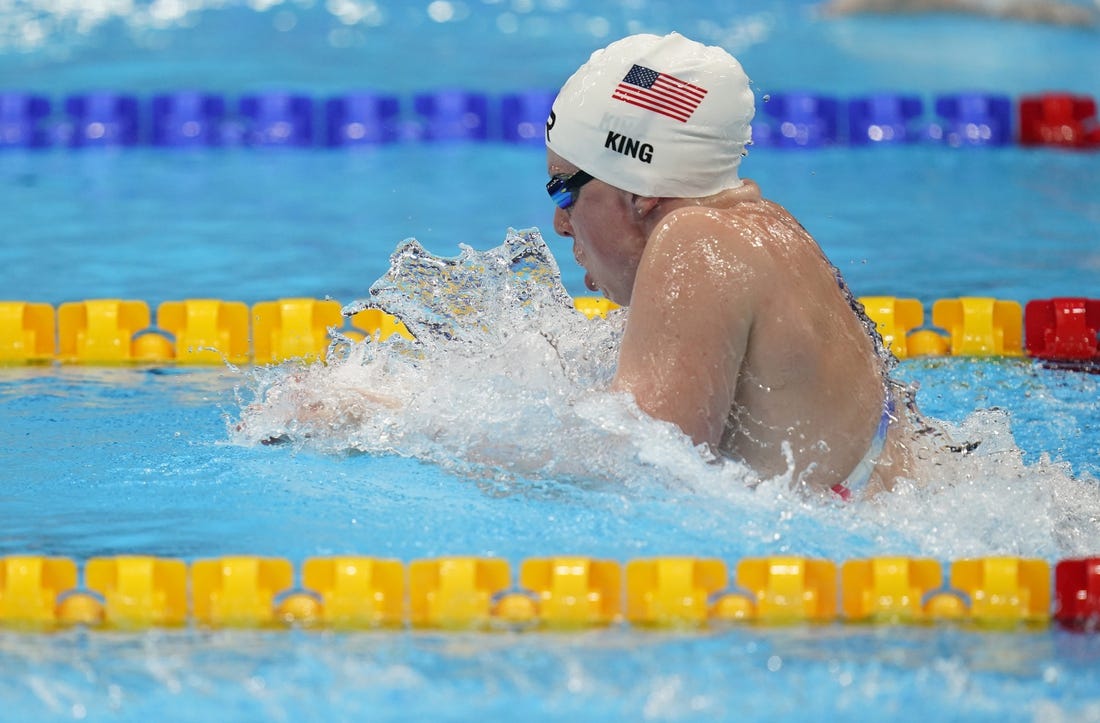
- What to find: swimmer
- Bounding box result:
[818,0,1097,27]
[545,32,917,499]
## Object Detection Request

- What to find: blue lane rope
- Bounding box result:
[2,89,1098,149]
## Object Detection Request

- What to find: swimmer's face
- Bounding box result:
[546,149,648,306]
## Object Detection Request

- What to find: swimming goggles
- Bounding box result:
[546,169,594,210]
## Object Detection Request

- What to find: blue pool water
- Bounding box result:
[2,1,1100,720]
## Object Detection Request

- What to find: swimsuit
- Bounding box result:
[830,393,895,502]
[829,267,898,502]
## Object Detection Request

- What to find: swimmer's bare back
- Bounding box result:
[615,181,915,491]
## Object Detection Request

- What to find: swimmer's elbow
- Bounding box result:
[613,377,725,449]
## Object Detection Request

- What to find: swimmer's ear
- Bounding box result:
[631,194,661,218]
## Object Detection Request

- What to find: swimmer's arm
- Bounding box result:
[235,373,401,444]
[612,212,755,449]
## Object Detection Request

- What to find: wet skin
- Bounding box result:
[548,149,916,494]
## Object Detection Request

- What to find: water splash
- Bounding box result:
[343,229,576,348]
[843,408,1100,559]
[232,227,1100,560]
[233,228,754,493]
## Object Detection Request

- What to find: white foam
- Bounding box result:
[232,228,1100,560]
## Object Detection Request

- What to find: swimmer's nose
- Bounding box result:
[552,207,573,238]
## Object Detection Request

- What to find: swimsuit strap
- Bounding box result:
[831,392,895,502]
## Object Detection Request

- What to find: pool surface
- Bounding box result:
[2,1,1100,720]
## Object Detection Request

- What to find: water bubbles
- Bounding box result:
[150,0,189,24]
[427,1,469,22]
[273,9,297,30]
[585,16,610,37]
[247,0,285,11]
[327,0,383,25]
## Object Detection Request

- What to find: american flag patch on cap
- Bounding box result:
[611,64,708,122]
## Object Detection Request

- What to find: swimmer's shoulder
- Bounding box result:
[656,184,776,247]
[641,203,771,301]
[650,204,759,258]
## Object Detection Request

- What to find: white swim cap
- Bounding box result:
[545,32,754,198]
